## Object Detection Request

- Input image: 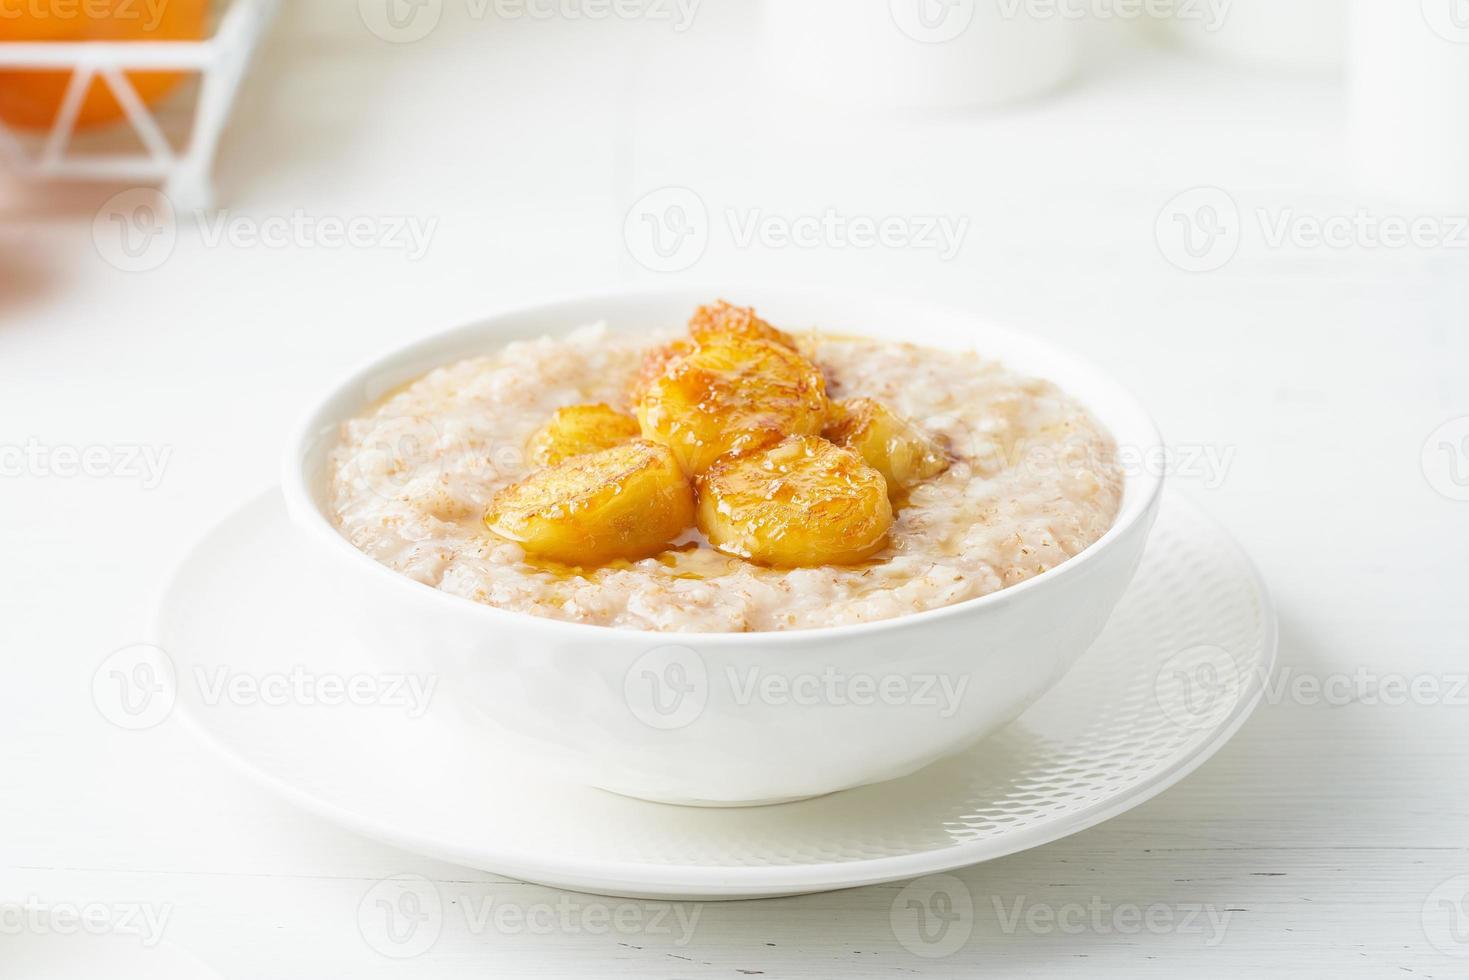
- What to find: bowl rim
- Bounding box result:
[281,282,1165,644]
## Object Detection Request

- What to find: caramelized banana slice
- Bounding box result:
[638,336,828,475]
[696,436,892,567]
[486,440,694,565]
[625,339,694,409]
[824,397,949,493]
[527,403,640,467]
[688,300,797,349]
[625,302,797,408]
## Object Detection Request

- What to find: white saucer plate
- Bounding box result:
[153,490,1275,900]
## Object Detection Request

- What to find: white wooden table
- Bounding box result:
[4,5,1467,977]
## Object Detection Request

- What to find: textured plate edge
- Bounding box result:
[153,488,1278,901]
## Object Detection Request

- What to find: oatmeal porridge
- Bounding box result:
[329,303,1123,632]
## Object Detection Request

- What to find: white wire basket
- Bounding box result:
[0,0,277,210]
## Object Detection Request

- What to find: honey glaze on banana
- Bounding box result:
[489,305,940,575]
[520,527,937,583]
[522,538,741,582]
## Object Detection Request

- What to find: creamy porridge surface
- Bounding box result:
[328,324,1123,632]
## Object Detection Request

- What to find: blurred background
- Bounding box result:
[3,1,1469,976]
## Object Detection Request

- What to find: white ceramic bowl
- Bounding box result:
[282,286,1163,806]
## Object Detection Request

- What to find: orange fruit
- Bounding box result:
[0,0,209,130]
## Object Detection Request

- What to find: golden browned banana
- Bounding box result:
[625,302,795,408]
[527,403,640,467]
[824,397,949,493]
[688,300,797,349]
[624,339,694,409]
[485,440,694,565]
[695,436,892,567]
[637,335,828,475]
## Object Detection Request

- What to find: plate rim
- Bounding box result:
[155,488,1277,899]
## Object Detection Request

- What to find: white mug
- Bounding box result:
[1164,0,1347,73]
[1350,0,1469,207]
[762,0,1078,109]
